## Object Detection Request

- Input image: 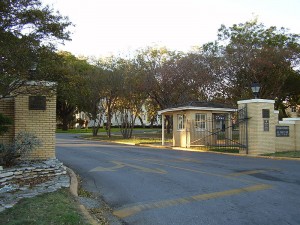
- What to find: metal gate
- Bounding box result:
[189,107,248,153]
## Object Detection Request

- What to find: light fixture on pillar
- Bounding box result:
[29,62,38,80]
[251,82,260,99]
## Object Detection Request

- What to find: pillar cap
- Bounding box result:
[26,81,57,87]
[282,118,300,121]
[237,99,275,104]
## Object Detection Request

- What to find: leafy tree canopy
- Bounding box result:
[0,0,72,97]
[203,19,300,104]
[55,52,93,130]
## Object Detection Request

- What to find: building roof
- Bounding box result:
[158,101,237,115]
[175,101,235,108]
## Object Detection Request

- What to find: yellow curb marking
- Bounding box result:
[89,161,167,174]
[113,184,272,218]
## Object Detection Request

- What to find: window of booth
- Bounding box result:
[177,114,185,130]
[195,113,206,130]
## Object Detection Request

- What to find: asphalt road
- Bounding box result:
[56,133,300,225]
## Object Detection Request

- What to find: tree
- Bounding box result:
[134,46,218,133]
[94,56,125,137]
[210,19,300,104]
[0,0,72,97]
[144,98,160,128]
[79,66,105,136]
[55,52,91,130]
[114,59,146,138]
[275,72,300,119]
[135,47,177,109]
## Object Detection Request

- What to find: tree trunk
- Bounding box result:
[129,115,136,138]
[91,109,101,136]
[92,120,100,136]
[150,116,155,128]
[120,113,135,139]
[106,108,112,138]
[62,117,69,131]
[138,116,145,128]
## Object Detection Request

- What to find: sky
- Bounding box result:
[42,0,300,58]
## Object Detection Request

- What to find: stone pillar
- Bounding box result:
[14,81,57,160]
[237,99,276,155]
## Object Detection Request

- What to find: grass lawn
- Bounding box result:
[56,129,90,133]
[0,189,90,225]
[209,147,239,154]
[84,133,172,145]
[190,146,239,154]
[262,151,300,158]
[56,128,95,133]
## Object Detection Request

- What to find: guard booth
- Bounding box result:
[158,101,248,152]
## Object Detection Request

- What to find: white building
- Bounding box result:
[75,104,161,128]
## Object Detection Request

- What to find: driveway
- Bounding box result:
[56,133,300,225]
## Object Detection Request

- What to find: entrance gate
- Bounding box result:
[189,107,248,153]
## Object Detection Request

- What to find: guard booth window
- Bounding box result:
[177,114,185,130]
[195,113,206,130]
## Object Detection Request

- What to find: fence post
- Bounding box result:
[161,115,165,146]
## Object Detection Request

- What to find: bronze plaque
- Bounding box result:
[29,96,46,110]
[276,126,289,137]
[262,109,270,118]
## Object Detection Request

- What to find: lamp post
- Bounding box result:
[28,62,38,80]
[251,82,260,99]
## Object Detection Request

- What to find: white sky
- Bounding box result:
[42,0,300,58]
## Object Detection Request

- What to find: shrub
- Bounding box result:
[0,144,19,167]
[13,131,42,160]
[0,131,42,167]
[0,113,13,135]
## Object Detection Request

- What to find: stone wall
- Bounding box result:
[0,159,69,212]
[0,159,66,189]
[275,118,300,152]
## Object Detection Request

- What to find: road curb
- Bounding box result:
[66,167,100,225]
[139,144,300,161]
[80,136,300,161]
[66,168,78,197]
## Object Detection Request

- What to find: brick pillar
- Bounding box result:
[238,99,276,155]
[14,81,56,160]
